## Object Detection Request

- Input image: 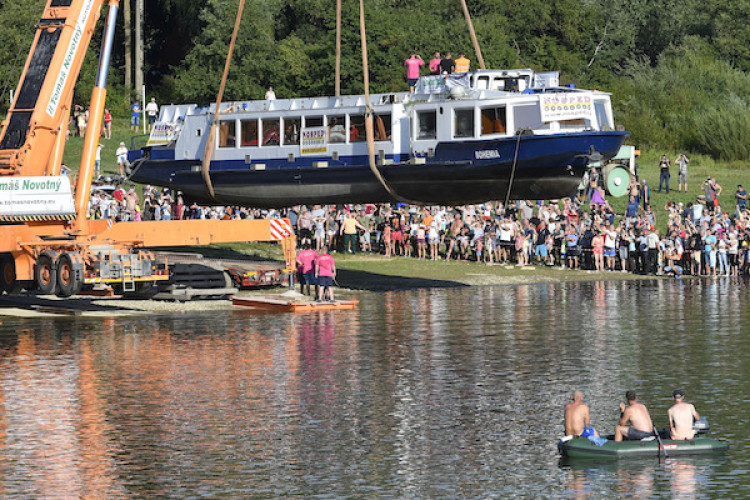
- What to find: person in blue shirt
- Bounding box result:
[735,185,747,214]
[131,102,142,131]
[565,229,579,269]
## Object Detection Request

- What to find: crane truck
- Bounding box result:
[0,0,295,297]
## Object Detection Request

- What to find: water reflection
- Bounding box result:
[560,456,721,499]
[0,280,748,497]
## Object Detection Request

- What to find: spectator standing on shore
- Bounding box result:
[440,52,455,74]
[116,141,128,176]
[454,53,470,73]
[703,177,721,214]
[735,185,747,214]
[265,86,276,100]
[658,155,671,193]
[77,109,87,137]
[676,154,689,192]
[94,143,103,176]
[341,212,364,254]
[131,101,142,131]
[145,98,159,132]
[429,51,442,75]
[404,52,424,92]
[641,179,651,209]
[103,108,112,139]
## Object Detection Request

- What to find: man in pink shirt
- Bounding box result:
[295,244,318,296]
[315,246,337,301]
[429,51,442,75]
[404,52,424,92]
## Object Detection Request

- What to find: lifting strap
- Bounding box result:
[359,0,422,206]
[201,0,246,200]
[459,0,486,70]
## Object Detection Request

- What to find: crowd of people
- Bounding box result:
[87,167,750,280]
[289,185,750,278]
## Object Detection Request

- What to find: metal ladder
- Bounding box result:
[121,258,136,293]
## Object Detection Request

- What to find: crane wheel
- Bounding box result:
[35,252,59,295]
[56,252,83,297]
[0,253,21,295]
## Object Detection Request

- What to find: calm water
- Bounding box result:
[1,279,749,498]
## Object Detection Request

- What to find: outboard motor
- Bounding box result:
[693,417,710,435]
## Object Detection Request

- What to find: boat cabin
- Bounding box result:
[143,69,616,170]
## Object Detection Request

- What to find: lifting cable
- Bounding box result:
[503,131,523,209]
[201,0,246,200]
[459,0,486,70]
[358,0,422,206]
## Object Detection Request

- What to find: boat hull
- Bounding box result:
[129,132,628,207]
[558,435,729,459]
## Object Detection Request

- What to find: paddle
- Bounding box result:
[653,424,668,458]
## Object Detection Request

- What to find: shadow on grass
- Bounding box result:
[153,246,282,263]
[0,294,132,314]
[336,268,468,291]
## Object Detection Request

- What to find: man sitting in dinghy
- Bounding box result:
[564,391,599,437]
[669,389,701,440]
[614,390,654,441]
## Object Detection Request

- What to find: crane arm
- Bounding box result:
[0,0,108,178]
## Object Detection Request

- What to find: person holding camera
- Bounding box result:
[703,177,722,214]
[676,153,689,192]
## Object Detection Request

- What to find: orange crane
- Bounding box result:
[0,0,295,297]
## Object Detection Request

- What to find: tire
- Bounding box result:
[0,254,21,295]
[35,252,58,295]
[56,252,83,297]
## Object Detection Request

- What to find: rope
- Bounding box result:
[459,0,486,69]
[503,131,523,208]
[359,0,422,206]
[201,0,245,200]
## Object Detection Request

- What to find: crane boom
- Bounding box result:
[0,0,107,178]
[0,0,298,298]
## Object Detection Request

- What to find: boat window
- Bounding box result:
[328,115,346,143]
[454,109,474,138]
[305,116,323,128]
[594,100,611,130]
[560,119,586,129]
[475,76,489,90]
[349,114,366,142]
[416,110,437,139]
[283,117,301,145]
[240,119,259,147]
[481,106,506,135]
[262,119,280,146]
[374,113,391,141]
[513,104,543,131]
[218,120,236,148]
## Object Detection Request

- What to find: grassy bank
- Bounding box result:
[607,149,747,233]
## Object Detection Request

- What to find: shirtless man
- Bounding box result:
[668,389,700,440]
[614,390,653,441]
[564,391,598,437]
[445,213,464,261]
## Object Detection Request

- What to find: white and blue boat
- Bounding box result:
[128,69,629,207]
